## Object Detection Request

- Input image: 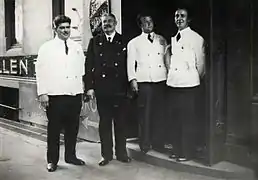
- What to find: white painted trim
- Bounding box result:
[111,0,121,33]
[0,75,36,88]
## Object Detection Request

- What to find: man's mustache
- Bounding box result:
[104,24,112,28]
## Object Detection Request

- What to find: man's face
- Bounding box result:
[55,22,71,40]
[140,16,154,34]
[101,15,117,35]
[175,9,189,31]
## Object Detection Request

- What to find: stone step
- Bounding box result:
[0,118,64,144]
[127,142,256,180]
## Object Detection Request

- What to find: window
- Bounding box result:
[52,0,64,20]
[4,0,23,50]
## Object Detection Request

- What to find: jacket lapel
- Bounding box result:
[112,32,122,44]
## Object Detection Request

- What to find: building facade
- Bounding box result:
[0,0,121,125]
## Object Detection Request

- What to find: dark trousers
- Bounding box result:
[96,95,127,160]
[137,81,166,150]
[46,94,82,164]
[167,86,199,158]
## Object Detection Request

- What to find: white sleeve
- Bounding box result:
[127,40,137,82]
[195,37,205,77]
[78,44,86,76]
[35,45,49,96]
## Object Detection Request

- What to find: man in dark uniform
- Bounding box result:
[84,13,131,166]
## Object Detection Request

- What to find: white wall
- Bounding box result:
[22,0,53,55]
[0,0,5,55]
[82,0,93,51]
[65,0,84,42]
[111,0,121,33]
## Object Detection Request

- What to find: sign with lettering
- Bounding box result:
[0,55,37,77]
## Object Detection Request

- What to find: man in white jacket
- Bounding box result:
[36,15,85,172]
[166,8,205,162]
[127,13,168,153]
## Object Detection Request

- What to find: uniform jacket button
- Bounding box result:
[114,63,118,66]
[100,53,103,56]
[102,74,106,78]
[117,52,120,56]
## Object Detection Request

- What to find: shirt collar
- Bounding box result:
[141,32,155,38]
[177,27,191,36]
[105,31,116,42]
[54,36,70,43]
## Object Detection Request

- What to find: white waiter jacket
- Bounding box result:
[127,32,167,83]
[36,37,85,96]
[166,27,205,87]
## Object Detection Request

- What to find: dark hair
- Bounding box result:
[53,15,71,29]
[136,13,153,28]
[101,13,116,21]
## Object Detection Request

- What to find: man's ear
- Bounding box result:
[187,18,192,25]
[52,22,58,31]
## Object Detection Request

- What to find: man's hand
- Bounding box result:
[130,79,138,92]
[38,94,49,111]
[86,89,95,100]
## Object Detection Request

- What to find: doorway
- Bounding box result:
[121,0,210,164]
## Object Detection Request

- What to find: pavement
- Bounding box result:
[0,127,229,180]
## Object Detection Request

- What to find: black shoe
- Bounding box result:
[168,153,177,159]
[98,158,112,166]
[117,156,132,163]
[176,157,190,162]
[65,157,85,165]
[46,163,57,172]
[140,144,151,154]
[140,146,151,154]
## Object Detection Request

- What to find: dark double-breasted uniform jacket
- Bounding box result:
[84,32,130,159]
[84,32,128,98]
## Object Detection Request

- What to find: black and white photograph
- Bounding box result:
[0,0,257,179]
